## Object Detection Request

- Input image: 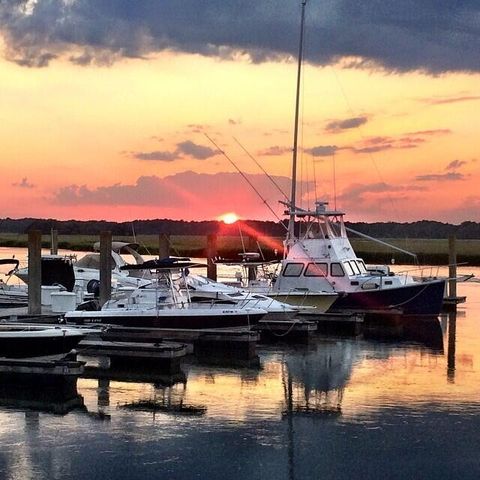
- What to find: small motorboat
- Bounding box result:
[65,261,267,330]
[0,325,89,359]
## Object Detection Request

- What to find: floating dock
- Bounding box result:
[299,311,364,335]
[255,318,316,341]
[0,355,84,386]
[99,326,260,359]
[79,339,187,372]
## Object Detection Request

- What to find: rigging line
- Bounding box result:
[204,133,288,231]
[329,67,400,219]
[232,137,289,202]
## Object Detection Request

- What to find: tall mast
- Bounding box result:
[288,0,307,244]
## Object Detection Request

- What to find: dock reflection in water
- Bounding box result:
[1,281,480,480]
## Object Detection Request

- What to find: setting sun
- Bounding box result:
[219,212,239,224]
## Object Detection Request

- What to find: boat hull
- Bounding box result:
[0,332,84,359]
[329,279,446,316]
[66,309,265,330]
[268,292,337,313]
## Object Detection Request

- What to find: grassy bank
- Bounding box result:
[0,234,479,265]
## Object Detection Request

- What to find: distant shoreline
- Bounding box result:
[1,234,479,266]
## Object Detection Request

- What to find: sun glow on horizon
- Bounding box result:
[219,212,239,224]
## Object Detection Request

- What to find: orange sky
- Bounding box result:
[0,2,479,224]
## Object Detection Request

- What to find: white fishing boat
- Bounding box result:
[65,260,267,330]
[175,271,301,321]
[252,0,446,316]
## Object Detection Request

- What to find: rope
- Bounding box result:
[386,283,431,309]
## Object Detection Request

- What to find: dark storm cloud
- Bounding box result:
[1,1,479,73]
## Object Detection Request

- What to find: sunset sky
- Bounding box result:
[0,1,478,224]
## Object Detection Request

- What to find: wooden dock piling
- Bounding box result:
[207,234,218,281]
[27,230,42,315]
[158,234,170,259]
[50,228,58,255]
[448,235,457,299]
[99,231,112,307]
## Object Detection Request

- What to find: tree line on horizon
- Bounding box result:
[0,217,479,239]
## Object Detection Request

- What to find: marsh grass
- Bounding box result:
[0,234,479,264]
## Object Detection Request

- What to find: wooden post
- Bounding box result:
[99,231,112,307]
[158,234,170,259]
[247,235,258,281]
[207,234,217,281]
[28,230,42,315]
[448,235,457,300]
[50,228,58,255]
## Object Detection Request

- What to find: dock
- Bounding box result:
[99,326,260,359]
[0,355,84,386]
[299,311,364,335]
[255,318,316,341]
[78,339,187,372]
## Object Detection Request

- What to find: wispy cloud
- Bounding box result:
[304,145,339,157]
[446,159,467,170]
[133,151,179,161]
[257,145,291,157]
[420,95,480,106]
[325,116,368,133]
[416,172,465,182]
[132,140,218,162]
[12,177,35,189]
[351,128,451,154]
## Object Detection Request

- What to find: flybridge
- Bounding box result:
[281,200,345,218]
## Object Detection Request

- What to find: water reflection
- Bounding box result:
[1,280,479,479]
[447,311,457,383]
[0,379,84,415]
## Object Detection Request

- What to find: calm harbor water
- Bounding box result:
[0,248,479,479]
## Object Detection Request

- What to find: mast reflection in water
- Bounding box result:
[0,281,480,479]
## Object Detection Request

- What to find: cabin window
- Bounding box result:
[282,263,304,277]
[356,260,367,273]
[349,261,361,275]
[331,263,345,277]
[305,262,328,277]
[343,262,354,276]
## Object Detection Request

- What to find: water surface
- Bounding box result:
[0,261,479,479]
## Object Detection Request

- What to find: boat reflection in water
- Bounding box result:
[2,289,478,480]
[0,378,85,415]
[282,340,358,416]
